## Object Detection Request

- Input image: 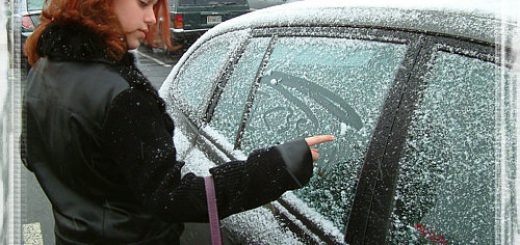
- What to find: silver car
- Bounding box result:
[160,0,518,244]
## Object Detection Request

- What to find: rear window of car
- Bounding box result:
[179,0,247,6]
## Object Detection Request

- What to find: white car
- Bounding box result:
[160,0,518,244]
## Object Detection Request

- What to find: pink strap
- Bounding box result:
[204,176,222,245]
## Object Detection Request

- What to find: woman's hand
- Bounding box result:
[305,135,335,161]
[271,135,335,189]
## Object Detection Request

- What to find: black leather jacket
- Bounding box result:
[21,22,314,244]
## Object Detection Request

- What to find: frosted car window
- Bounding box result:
[240,37,407,231]
[389,52,503,244]
[173,32,244,114]
[210,38,270,143]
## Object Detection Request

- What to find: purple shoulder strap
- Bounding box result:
[204,176,222,245]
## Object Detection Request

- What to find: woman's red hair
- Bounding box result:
[25,0,172,65]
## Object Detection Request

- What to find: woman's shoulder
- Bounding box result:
[33,57,130,96]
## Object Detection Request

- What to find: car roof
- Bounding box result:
[203,0,518,45]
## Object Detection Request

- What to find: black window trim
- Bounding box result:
[344,34,426,245]
[204,33,253,123]
[233,34,279,149]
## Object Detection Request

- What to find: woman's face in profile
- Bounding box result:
[112,0,158,49]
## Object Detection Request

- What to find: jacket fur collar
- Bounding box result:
[38,21,119,64]
[37,21,167,111]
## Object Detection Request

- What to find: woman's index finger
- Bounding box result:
[305,135,335,146]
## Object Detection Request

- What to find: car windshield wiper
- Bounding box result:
[222,1,238,5]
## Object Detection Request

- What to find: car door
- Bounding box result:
[204,27,422,243]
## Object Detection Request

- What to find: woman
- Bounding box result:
[21,0,334,244]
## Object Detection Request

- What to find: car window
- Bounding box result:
[389,51,509,244]
[210,38,271,143]
[173,31,246,115]
[239,36,408,231]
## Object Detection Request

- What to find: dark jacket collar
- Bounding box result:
[38,21,120,64]
[37,21,166,111]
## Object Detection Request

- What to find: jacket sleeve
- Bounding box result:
[101,88,313,222]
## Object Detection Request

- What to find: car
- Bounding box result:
[169,0,251,45]
[159,0,518,244]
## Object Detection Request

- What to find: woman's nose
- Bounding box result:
[144,7,156,25]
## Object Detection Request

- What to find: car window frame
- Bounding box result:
[347,34,502,244]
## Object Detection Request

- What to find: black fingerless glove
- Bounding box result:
[274,139,314,190]
[274,139,313,190]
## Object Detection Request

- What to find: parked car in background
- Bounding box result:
[161,0,517,244]
[247,0,287,10]
[169,0,250,45]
